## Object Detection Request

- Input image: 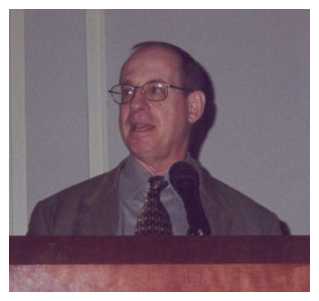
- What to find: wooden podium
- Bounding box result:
[9,236,309,291]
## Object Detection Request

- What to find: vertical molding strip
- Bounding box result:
[10,10,28,235]
[86,10,109,177]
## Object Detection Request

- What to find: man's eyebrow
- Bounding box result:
[119,77,138,85]
[119,80,134,86]
[120,78,167,85]
[148,78,166,83]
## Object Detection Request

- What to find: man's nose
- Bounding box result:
[129,88,148,110]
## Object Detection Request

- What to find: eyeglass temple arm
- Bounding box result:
[169,85,192,93]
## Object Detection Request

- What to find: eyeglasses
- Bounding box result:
[108,80,192,105]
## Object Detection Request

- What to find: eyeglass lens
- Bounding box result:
[112,82,167,104]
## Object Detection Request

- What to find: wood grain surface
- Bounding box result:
[10,263,309,292]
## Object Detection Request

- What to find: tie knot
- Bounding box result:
[148,176,168,196]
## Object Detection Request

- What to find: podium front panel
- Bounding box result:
[10,236,309,292]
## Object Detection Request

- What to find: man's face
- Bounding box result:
[119,47,192,166]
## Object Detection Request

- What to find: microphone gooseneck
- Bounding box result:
[169,161,211,236]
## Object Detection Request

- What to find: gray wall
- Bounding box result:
[11,9,309,234]
[24,10,90,217]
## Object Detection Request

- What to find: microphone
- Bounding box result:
[169,161,211,236]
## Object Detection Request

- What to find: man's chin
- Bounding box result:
[126,133,154,150]
[128,145,154,158]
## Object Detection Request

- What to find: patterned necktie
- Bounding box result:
[135,176,172,235]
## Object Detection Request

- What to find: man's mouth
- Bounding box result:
[130,123,155,133]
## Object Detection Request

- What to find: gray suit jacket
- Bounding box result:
[27,159,283,235]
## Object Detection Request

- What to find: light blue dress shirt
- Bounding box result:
[116,156,189,235]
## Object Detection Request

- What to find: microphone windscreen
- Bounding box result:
[169,161,211,235]
[169,161,199,198]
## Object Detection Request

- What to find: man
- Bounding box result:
[27,41,283,235]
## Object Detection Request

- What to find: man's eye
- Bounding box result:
[122,87,134,98]
[149,84,164,96]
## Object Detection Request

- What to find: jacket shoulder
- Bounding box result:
[27,163,122,236]
[199,166,283,235]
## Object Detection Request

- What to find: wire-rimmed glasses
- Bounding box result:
[108,80,192,105]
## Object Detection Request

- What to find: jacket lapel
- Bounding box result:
[189,159,233,235]
[78,161,125,235]
[53,161,125,235]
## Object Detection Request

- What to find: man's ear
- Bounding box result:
[187,90,206,124]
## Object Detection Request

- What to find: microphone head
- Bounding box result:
[169,161,211,236]
[169,161,199,197]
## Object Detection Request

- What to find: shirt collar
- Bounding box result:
[122,154,201,189]
[121,156,151,195]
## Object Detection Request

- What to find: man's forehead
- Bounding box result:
[120,46,182,82]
